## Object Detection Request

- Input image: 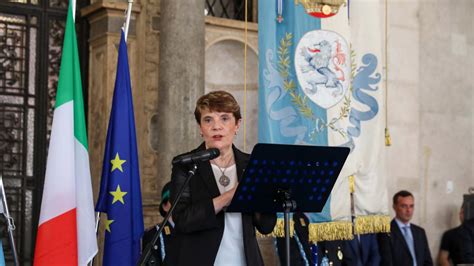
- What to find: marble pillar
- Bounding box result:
[156,0,205,182]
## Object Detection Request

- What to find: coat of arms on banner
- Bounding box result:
[295,0,346,18]
[295,30,350,109]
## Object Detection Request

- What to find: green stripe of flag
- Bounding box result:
[55,3,88,150]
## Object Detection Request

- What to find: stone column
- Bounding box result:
[156,0,205,181]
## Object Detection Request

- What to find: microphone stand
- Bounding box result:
[137,164,198,266]
[277,188,297,266]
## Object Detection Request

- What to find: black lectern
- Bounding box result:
[227,143,350,266]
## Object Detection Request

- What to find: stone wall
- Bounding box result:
[386,0,474,257]
[204,17,259,152]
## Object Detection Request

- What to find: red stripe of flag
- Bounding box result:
[34,209,78,266]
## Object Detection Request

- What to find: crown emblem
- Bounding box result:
[295,0,345,18]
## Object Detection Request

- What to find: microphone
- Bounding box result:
[172,148,220,165]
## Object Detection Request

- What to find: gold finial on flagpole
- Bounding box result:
[349,175,355,194]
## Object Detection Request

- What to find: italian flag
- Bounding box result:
[34,2,98,265]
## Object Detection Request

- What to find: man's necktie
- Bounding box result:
[402,225,417,266]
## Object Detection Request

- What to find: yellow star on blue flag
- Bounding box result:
[110,153,126,172]
[110,185,127,204]
[104,218,114,233]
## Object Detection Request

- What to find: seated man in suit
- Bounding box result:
[378,190,433,266]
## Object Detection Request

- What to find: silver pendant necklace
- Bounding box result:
[218,169,230,187]
[219,170,230,187]
[215,156,233,187]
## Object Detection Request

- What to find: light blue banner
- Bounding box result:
[258,1,332,222]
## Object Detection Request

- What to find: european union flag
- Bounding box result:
[95,30,144,266]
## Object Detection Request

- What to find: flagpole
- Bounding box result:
[124,0,134,42]
[87,212,101,266]
[94,212,101,234]
[71,0,76,21]
[0,176,19,266]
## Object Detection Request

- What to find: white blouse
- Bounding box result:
[211,164,246,266]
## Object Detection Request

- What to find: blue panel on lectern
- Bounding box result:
[227,143,350,213]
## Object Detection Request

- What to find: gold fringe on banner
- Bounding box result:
[308,221,353,242]
[354,215,391,235]
[259,218,295,238]
[385,127,392,146]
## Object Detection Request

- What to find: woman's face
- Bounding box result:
[199,109,241,152]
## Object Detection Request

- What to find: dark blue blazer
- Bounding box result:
[378,219,433,266]
[347,234,381,266]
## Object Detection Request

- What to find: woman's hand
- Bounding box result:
[212,184,238,214]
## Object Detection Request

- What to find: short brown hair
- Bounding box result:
[194,90,241,124]
[393,190,413,205]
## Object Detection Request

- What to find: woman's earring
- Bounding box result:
[200,133,203,137]
[235,131,238,136]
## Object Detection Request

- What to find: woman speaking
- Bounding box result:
[169,91,276,266]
